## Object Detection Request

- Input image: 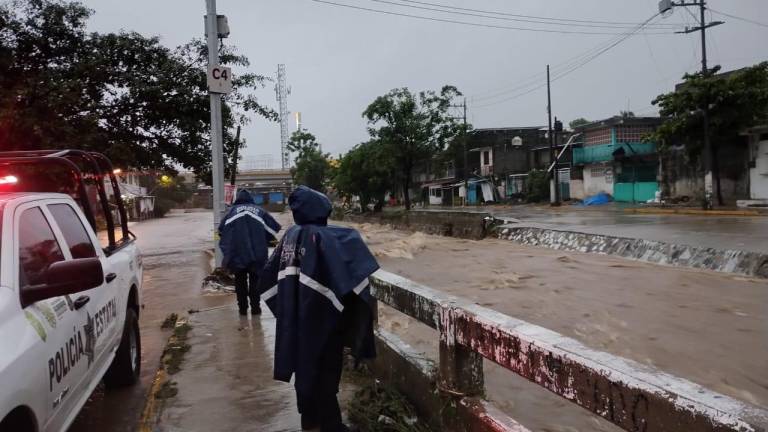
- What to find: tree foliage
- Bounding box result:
[334,140,393,212]
[525,169,550,203]
[0,0,276,181]
[569,118,591,130]
[652,62,768,158]
[288,130,330,192]
[363,86,463,210]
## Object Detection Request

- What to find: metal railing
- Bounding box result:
[369,270,767,432]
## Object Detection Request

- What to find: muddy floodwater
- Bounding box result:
[350,222,768,432]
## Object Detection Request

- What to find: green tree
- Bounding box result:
[363,86,463,210]
[525,169,550,203]
[288,130,330,192]
[619,110,635,118]
[334,140,393,212]
[652,62,768,204]
[0,0,276,181]
[569,118,591,129]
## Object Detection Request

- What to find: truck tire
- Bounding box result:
[104,308,141,388]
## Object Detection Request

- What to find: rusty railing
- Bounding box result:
[368,270,767,432]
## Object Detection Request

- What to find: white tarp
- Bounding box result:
[481,182,494,202]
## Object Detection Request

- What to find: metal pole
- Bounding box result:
[206,0,225,266]
[463,98,468,206]
[700,0,713,209]
[547,65,558,206]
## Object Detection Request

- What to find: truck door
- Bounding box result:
[14,204,90,431]
[46,202,121,386]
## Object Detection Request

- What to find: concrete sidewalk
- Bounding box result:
[152,306,357,432]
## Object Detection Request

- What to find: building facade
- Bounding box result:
[572,117,661,203]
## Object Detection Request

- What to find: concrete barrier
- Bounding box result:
[369,270,768,432]
[496,225,768,279]
[334,210,492,240]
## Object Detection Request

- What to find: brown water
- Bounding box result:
[355,222,768,432]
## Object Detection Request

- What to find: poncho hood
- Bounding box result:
[234,189,254,205]
[290,185,332,226]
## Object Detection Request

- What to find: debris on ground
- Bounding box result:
[161,313,179,329]
[162,321,192,375]
[202,267,236,293]
[154,380,178,400]
[346,363,433,432]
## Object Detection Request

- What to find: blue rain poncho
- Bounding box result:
[257,186,379,394]
[218,189,281,272]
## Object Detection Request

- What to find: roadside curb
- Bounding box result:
[138,368,169,432]
[138,316,191,432]
[625,208,764,216]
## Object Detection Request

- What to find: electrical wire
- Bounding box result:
[709,8,768,29]
[311,0,673,35]
[394,0,683,27]
[472,13,662,108]
[472,13,660,103]
[366,0,681,30]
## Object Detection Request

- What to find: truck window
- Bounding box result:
[18,207,65,287]
[48,203,97,259]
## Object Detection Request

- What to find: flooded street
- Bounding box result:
[67,211,767,432]
[70,210,229,432]
[353,222,768,432]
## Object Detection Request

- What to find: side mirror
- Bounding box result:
[21,258,104,308]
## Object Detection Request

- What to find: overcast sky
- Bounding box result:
[79,0,767,165]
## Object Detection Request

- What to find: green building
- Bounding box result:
[571,117,661,203]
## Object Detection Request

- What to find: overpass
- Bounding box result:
[234,169,292,195]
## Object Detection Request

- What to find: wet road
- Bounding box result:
[70,210,226,432]
[488,204,768,253]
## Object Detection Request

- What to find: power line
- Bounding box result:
[366,0,680,30]
[311,0,672,35]
[709,8,768,29]
[472,14,659,103]
[472,13,661,108]
[394,0,683,27]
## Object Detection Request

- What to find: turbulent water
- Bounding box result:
[352,221,768,432]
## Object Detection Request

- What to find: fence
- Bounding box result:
[368,270,767,432]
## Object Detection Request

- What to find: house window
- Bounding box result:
[512,136,523,147]
[590,167,606,178]
[483,151,490,166]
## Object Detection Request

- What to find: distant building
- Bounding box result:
[571,116,661,202]
[462,126,573,203]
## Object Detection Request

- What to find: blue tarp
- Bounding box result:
[269,191,284,203]
[581,192,611,206]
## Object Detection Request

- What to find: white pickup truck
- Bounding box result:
[0,151,143,432]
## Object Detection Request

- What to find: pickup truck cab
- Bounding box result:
[0,152,142,432]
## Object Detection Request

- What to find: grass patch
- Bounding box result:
[161,313,179,329]
[155,380,178,400]
[163,322,192,375]
[347,373,433,432]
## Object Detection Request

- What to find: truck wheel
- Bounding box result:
[104,308,141,388]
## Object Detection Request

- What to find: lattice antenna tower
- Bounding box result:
[275,64,291,169]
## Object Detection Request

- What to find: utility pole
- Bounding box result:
[450,98,469,206]
[205,0,226,266]
[462,98,468,206]
[230,125,241,186]
[547,65,560,206]
[660,0,724,209]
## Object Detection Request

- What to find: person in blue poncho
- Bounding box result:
[258,186,379,432]
[219,189,282,315]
